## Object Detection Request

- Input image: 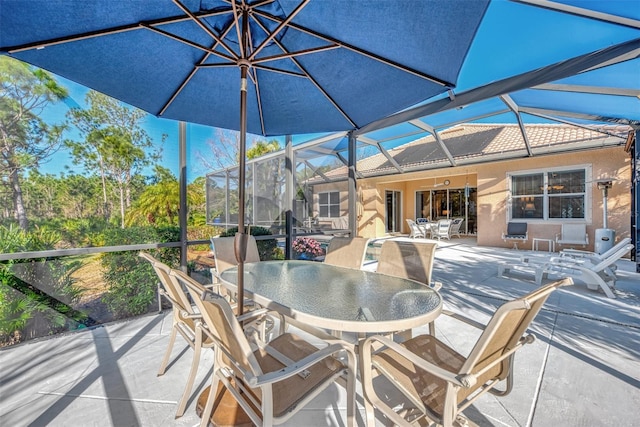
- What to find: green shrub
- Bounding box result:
[219,226,278,260]
[0,225,85,344]
[100,226,180,318]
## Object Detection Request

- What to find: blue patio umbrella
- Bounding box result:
[1,0,489,313]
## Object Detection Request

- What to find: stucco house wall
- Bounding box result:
[312,145,630,252]
[475,146,630,250]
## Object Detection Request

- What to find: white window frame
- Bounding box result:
[507,164,592,223]
[318,191,341,219]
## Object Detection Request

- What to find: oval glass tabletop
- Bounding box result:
[220,260,442,333]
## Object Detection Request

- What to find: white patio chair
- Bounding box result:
[406,219,426,239]
[449,217,464,238]
[432,219,452,240]
[544,243,633,298]
[555,223,589,248]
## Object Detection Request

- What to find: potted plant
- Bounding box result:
[292,237,324,260]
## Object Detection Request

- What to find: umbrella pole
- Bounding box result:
[235,63,249,316]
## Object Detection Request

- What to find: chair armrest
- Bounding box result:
[362,335,467,387]
[561,249,593,257]
[363,333,536,390]
[247,341,356,387]
[548,256,586,266]
[237,307,272,323]
[441,309,486,330]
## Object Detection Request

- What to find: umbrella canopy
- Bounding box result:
[1,0,488,135]
[1,0,489,313]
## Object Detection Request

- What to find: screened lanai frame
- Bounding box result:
[205,17,640,267]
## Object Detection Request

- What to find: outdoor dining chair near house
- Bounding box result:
[376,241,441,335]
[324,236,370,269]
[406,219,427,239]
[172,268,357,427]
[433,219,453,240]
[449,218,465,238]
[360,278,573,427]
[139,252,215,418]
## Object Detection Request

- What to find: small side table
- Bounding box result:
[532,238,554,252]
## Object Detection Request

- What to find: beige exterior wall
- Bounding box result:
[475,147,630,250]
[312,146,630,251]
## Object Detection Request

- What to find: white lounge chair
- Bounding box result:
[544,243,633,298]
[556,223,589,248]
[560,237,631,276]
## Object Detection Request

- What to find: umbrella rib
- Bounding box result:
[141,23,236,63]
[251,16,358,128]
[173,0,239,60]
[159,21,238,117]
[248,0,311,61]
[253,9,454,88]
[253,64,305,77]
[252,68,267,136]
[252,44,340,65]
[244,12,267,135]
[231,0,246,59]
[2,10,231,54]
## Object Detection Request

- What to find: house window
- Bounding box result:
[319,191,340,218]
[510,168,587,220]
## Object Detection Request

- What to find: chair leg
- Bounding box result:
[176,330,203,418]
[158,324,178,376]
[199,373,220,427]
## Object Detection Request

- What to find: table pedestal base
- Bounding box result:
[196,382,254,427]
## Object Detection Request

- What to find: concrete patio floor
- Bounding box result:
[1,238,639,426]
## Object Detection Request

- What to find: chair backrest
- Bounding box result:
[324,237,370,269]
[376,241,438,286]
[172,269,262,378]
[598,237,631,259]
[557,224,588,244]
[434,219,451,236]
[139,251,192,311]
[449,218,464,234]
[406,219,425,236]
[210,235,260,274]
[590,243,633,272]
[506,222,527,237]
[459,278,571,402]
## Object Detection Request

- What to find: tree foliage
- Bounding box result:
[0,57,68,230]
[66,91,163,227]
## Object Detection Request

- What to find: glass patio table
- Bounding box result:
[219,260,442,334]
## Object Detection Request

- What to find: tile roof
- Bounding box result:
[314,123,630,181]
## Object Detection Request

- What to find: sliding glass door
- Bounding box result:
[385,190,402,233]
